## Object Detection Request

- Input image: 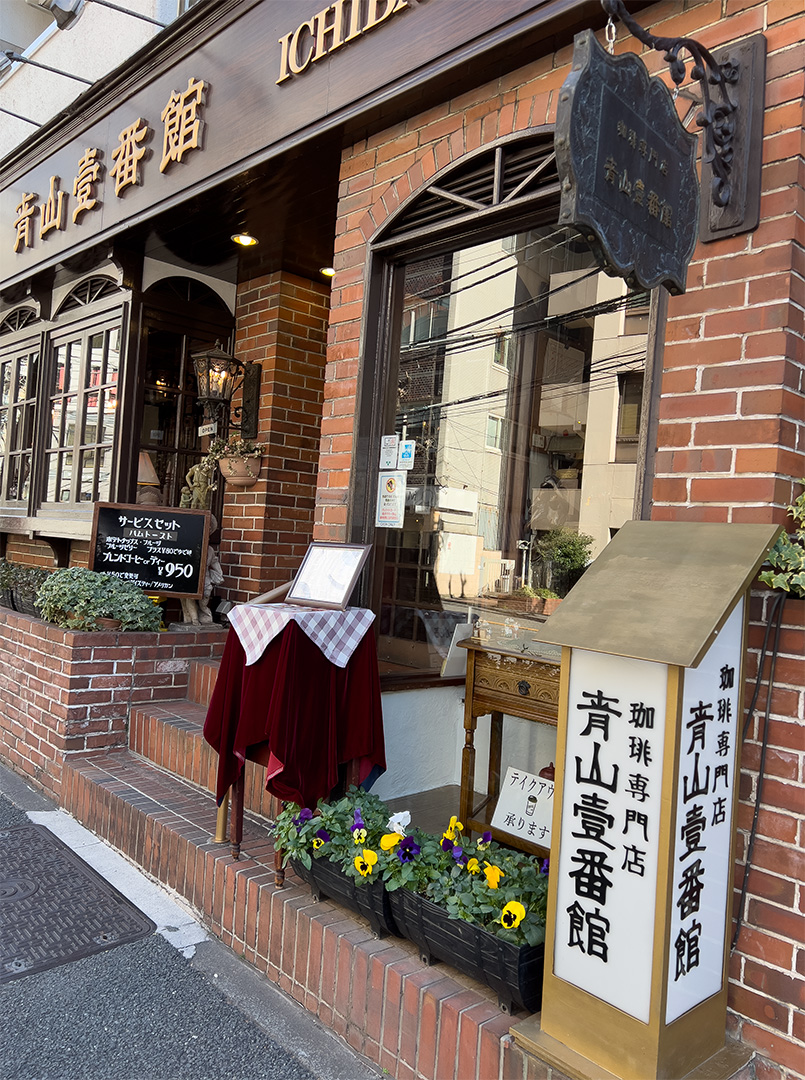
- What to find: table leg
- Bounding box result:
[460,710,478,829]
[230,769,245,860]
[488,711,503,804]
[211,790,229,844]
[274,847,285,887]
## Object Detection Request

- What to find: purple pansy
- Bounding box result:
[450,845,466,864]
[292,807,313,829]
[540,858,550,876]
[398,837,420,863]
[440,837,453,852]
[315,828,331,843]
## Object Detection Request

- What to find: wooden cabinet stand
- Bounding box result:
[457,638,561,858]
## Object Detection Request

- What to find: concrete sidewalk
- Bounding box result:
[0,763,381,1080]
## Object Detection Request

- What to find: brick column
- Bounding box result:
[218,271,329,600]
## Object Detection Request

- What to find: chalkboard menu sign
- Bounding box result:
[89,503,210,599]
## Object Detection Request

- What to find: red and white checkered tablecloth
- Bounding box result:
[228,603,376,668]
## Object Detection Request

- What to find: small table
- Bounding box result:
[203,605,385,865]
[457,636,561,858]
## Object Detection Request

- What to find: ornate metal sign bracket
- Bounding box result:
[602,0,766,241]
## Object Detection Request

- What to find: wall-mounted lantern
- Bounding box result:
[191,341,260,439]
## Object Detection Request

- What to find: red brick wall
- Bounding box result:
[217,271,329,600]
[0,607,225,802]
[320,2,804,1076]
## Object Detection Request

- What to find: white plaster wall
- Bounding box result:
[0,0,174,161]
[372,685,559,801]
[142,256,238,313]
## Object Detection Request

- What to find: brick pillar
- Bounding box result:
[217,272,329,600]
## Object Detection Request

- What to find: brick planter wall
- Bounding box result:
[0,606,225,802]
[316,2,805,1076]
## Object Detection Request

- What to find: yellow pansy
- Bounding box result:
[353,827,367,845]
[380,832,402,851]
[441,815,463,842]
[501,901,526,928]
[354,849,378,877]
[466,858,480,875]
[483,861,504,889]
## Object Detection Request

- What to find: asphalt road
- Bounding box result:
[0,765,381,1080]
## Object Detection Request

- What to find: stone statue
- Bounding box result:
[177,463,223,626]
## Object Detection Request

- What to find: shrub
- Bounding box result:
[36,567,162,632]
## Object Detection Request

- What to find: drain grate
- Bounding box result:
[0,824,155,983]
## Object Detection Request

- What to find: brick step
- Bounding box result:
[186,657,221,708]
[131,660,280,822]
[61,748,533,1080]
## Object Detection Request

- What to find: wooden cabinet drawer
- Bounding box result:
[472,651,560,724]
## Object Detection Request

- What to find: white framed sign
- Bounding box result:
[491,766,554,848]
[379,434,399,470]
[554,649,668,1023]
[665,599,743,1023]
[375,471,406,528]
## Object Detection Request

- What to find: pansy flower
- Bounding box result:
[387,811,410,836]
[380,832,402,851]
[292,807,313,830]
[440,837,454,852]
[465,857,480,875]
[483,861,504,889]
[501,901,526,929]
[398,837,420,863]
[441,815,463,843]
[354,848,378,877]
[312,828,331,850]
[352,807,367,845]
[540,858,550,876]
[450,845,466,864]
[477,831,492,850]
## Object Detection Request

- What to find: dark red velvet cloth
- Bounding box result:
[203,620,385,809]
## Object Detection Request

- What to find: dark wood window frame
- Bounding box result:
[348,127,664,691]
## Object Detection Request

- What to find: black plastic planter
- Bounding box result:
[388,888,544,1014]
[290,857,399,939]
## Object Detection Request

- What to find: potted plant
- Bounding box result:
[10,563,52,616]
[274,788,399,938]
[36,567,162,632]
[758,481,805,599]
[201,436,267,488]
[275,789,549,1011]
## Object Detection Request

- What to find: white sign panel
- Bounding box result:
[554,649,668,1023]
[666,599,743,1023]
[375,471,406,528]
[397,439,416,470]
[491,767,554,848]
[380,434,399,470]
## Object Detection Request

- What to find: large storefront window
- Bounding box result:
[377,226,650,677]
[45,317,121,505]
[0,339,38,504]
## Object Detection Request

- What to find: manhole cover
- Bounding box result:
[0,824,155,983]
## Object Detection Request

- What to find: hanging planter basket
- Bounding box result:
[290,857,399,939]
[388,889,544,1014]
[218,456,263,487]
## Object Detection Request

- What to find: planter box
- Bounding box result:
[290,857,399,939]
[0,589,14,610]
[388,888,544,1014]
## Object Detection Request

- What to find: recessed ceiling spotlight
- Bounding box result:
[232,233,258,247]
[320,266,336,278]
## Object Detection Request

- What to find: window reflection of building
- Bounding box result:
[378,227,650,678]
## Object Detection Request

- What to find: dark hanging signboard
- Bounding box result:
[89,503,210,599]
[555,30,699,295]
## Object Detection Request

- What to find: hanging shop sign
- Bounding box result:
[89,503,210,599]
[555,29,699,295]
